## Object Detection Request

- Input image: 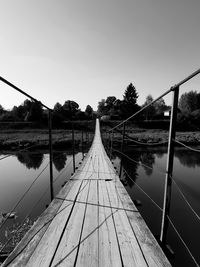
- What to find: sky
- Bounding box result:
[0,0,200,111]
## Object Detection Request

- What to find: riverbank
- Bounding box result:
[0,129,200,151]
[0,129,94,151]
[102,129,200,147]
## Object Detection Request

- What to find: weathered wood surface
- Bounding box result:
[3,119,171,267]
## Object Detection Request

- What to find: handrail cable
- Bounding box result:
[108,68,200,132]
[173,139,200,153]
[0,76,52,111]
[167,216,200,267]
[0,162,49,231]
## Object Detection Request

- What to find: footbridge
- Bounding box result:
[2,119,171,267]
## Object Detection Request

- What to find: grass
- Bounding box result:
[0,129,94,151]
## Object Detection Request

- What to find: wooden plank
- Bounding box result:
[51,180,91,266]
[106,181,148,267]
[75,179,99,266]
[25,180,83,267]
[2,180,78,267]
[115,181,171,267]
[98,180,122,267]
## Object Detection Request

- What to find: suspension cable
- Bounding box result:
[173,139,200,153]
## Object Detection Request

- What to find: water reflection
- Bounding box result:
[116,147,200,188]
[15,151,69,171]
[53,152,67,171]
[175,149,200,168]
[16,152,44,169]
[117,149,158,188]
[140,152,155,176]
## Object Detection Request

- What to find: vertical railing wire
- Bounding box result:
[48,110,54,201]
[72,121,76,173]
[109,130,114,159]
[119,122,126,178]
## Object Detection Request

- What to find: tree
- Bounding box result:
[97,99,106,116]
[179,91,200,113]
[62,100,79,119]
[0,105,5,115]
[154,98,168,115]
[143,95,156,120]
[123,83,138,105]
[85,105,93,119]
[54,102,63,113]
[122,83,140,118]
[26,102,43,121]
[53,102,65,124]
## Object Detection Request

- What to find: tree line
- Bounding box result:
[0,83,199,127]
[97,83,200,129]
[97,83,170,120]
[0,99,94,125]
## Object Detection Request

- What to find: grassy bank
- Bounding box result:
[0,129,94,151]
[101,127,200,147]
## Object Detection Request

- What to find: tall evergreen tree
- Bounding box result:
[122,83,139,118]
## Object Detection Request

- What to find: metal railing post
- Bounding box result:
[160,86,179,244]
[109,130,114,159]
[119,123,126,178]
[72,122,76,173]
[48,110,54,201]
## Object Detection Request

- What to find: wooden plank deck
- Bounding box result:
[2,119,171,267]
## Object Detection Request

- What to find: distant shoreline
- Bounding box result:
[0,129,200,151]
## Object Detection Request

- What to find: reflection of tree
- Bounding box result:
[121,152,140,188]
[155,151,165,159]
[140,152,155,176]
[175,150,200,168]
[17,152,43,169]
[53,152,67,171]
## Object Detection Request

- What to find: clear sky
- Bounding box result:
[0,0,200,111]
